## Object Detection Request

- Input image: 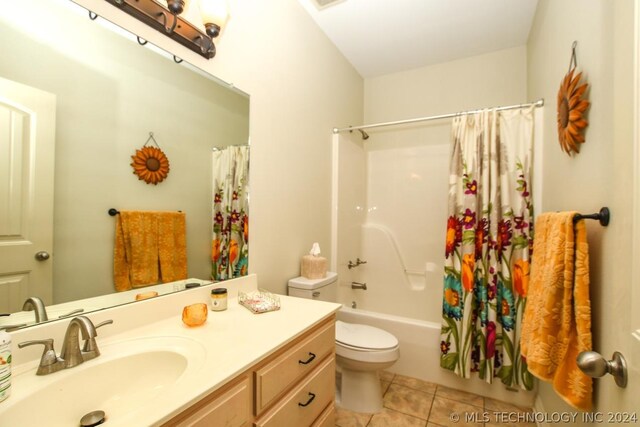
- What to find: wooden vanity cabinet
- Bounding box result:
[163,316,336,427]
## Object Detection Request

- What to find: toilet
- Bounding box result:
[288,272,400,413]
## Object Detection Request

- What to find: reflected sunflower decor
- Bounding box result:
[131,133,170,185]
[557,41,590,156]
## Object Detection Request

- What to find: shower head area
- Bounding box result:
[348,128,369,140]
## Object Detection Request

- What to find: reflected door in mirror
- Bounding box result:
[0,77,56,313]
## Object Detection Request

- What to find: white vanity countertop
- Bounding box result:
[1,274,341,426]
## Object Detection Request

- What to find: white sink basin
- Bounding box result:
[1,335,206,426]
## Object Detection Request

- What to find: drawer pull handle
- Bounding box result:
[298,352,316,365]
[298,392,316,407]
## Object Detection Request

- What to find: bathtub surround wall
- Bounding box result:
[333,47,529,320]
[527,0,636,417]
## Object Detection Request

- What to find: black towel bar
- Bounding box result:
[573,207,610,226]
[108,208,182,216]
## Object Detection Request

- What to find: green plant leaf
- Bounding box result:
[497,365,513,384]
[441,353,458,371]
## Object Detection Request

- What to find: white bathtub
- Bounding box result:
[337,306,536,408]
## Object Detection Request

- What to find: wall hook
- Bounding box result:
[568,40,578,73]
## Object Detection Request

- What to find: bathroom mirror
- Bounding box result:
[0,0,250,328]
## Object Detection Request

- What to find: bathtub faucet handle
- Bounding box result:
[347,258,368,269]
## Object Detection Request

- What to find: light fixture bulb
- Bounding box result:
[199,0,228,36]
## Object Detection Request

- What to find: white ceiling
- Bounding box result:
[298,0,539,78]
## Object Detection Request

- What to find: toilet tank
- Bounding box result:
[287,272,338,302]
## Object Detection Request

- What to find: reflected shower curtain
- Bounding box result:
[211,146,249,280]
[439,107,534,390]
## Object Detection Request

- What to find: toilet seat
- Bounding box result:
[335,320,398,351]
[335,321,400,364]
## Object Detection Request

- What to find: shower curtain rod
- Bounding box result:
[211,144,250,151]
[332,98,544,134]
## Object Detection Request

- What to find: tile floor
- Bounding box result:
[335,371,536,427]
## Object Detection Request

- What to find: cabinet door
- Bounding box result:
[255,356,335,427]
[167,376,252,427]
[255,321,334,413]
[311,403,335,427]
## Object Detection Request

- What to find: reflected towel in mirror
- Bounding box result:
[114,211,187,291]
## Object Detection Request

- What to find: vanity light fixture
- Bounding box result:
[103,0,229,59]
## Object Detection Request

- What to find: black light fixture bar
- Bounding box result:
[103,0,215,59]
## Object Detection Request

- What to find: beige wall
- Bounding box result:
[71,0,364,295]
[364,46,528,125]
[528,0,636,416]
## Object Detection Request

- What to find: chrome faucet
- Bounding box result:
[22,296,48,323]
[60,316,98,368]
[18,316,113,375]
[347,258,368,269]
[351,281,367,290]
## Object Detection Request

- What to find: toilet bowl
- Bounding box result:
[287,273,400,414]
[335,320,399,413]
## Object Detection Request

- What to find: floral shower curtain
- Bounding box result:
[439,107,534,390]
[211,146,249,280]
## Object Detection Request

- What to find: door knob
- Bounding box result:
[577,351,627,388]
[34,251,50,261]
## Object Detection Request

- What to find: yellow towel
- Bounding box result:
[520,212,592,411]
[157,212,187,283]
[114,211,187,292]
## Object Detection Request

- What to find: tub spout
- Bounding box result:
[351,282,367,290]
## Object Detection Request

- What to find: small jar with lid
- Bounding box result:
[210,288,228,311]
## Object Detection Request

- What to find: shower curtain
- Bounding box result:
[439,107,534,390]
[211,146,249,280]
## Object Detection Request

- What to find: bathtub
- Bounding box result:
[337,306,536,408]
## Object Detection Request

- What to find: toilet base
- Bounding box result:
[338,367,383,413]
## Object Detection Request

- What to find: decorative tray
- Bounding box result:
[238,289,281,314]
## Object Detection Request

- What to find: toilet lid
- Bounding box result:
[335,320,398,350]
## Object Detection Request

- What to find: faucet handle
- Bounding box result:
[18,339,64,375]
[82,319,113,356]
[95,319,114,331]
[58,308,85,319]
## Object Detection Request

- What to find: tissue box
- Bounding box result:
[301,255,327,279]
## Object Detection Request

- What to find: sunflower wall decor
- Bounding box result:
[131,132,170,185]
[557,41,590,156]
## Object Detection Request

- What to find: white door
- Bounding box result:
[0,77,56,313]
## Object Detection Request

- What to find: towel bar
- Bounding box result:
[108,208,182,216]
[573,207,609,226]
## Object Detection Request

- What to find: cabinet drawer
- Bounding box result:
[166,376,252,427]
[254,356,335,427]
[255,321,334,412]
[311,403,335,427]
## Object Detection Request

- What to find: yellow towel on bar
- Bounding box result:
[114,211,187,292]
[157,212,187,283]
[520,212,592,411]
